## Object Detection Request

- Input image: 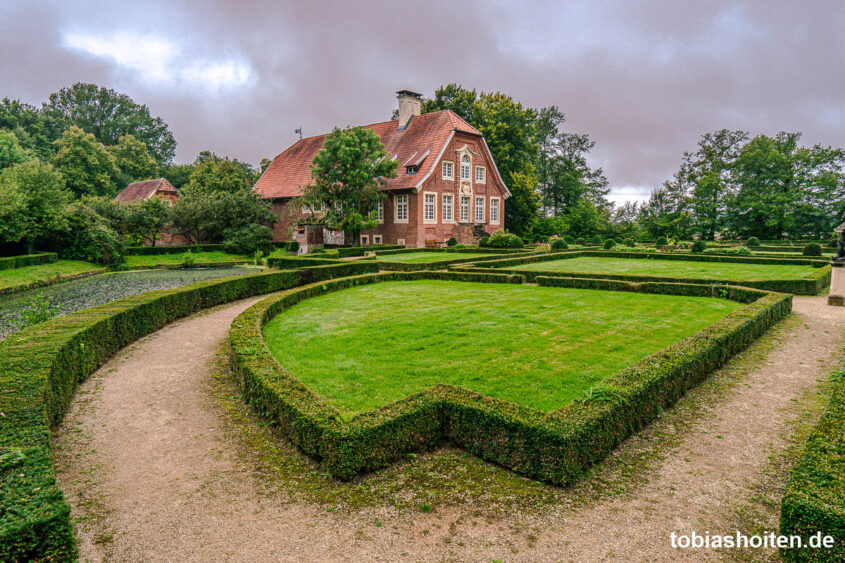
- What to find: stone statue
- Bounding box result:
[835,210,845,263]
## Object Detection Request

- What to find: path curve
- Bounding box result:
[54,296,844,562]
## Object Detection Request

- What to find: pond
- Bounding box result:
[0,266,262,340]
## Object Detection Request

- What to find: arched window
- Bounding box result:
[460,154,471,180]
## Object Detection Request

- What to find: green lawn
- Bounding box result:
[126,251,249,268]
[375,252,498,263]
[0,260,104,291]
[263,280,739,417]
[514,256,818,280]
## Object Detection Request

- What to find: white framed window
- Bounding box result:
[460,196,470,222]
[395,194,408,223]
[490,197,500,224]
[374,234,382,244]
[475,166,485,183]
[460,155,471,180]
[442,194,454,223]
[397,238,405,246]
[360,235,369,245]
[475,196,485,223]
[423,192,437,224]
[376,200,384,223]
[442,161,454,180]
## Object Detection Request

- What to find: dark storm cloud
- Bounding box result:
[1,0,843,203]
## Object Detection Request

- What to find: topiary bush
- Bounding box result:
[625,238,636,247]
[447,237,457,247]
[655,236,669,247]
[803,243,823,257]
[747,237,761,247]
[603,239,617,249]
[691,240,707,253]
[589,234,604,246]
[550,239,568,250]
[576,237,586,246]
[564,235,574,244]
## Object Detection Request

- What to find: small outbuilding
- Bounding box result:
[114,178,179,205]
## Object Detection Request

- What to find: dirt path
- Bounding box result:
[54,296,844,562]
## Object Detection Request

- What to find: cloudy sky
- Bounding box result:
[2,1,843,204]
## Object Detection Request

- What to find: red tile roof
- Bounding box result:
[114,178,178,204]
[253,110,486,199]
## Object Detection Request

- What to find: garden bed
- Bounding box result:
[229,271,790,484]
[454,251,831,295]
[0,260,106,295]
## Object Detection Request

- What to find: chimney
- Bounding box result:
[396,90,422,129]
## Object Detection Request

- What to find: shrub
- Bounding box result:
[285,240,300,253]
[13,292,63,330]
[691,240,707,253]
[576,238,586,246]
[181,251,196,268]
[655,236,669,247]
[447,237,457,247]
[0,253,58,270]
[478,236,490,248]
[483,229,524,249]
[603,239,617,249]
[564,235,574,244]
[550,239,568,250]
[747,237,761,247]
[625,238,636,247]
[803,243,823,257]
[589,234,603,246]
[222,224,275,255]
[703,245,752,256]
[49,202,125,266]
[828,237,838,248]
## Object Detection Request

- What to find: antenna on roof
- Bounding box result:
[294,127,303,140]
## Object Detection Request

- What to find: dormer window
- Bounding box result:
[406,165,418,175]
[460,155,471,180]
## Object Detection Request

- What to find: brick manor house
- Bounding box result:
[252,90,510,249]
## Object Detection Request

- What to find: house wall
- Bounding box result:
[266,132,508,248]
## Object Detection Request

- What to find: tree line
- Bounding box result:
[0,83,277,264]
[419,84,844,242]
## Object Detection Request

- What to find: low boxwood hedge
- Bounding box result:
[0,252,58,270]
[454,251,832,295]
[0,261,375,562]
[126,241,299,256]
[780,364,845,562]
[229,272,790,484]
[373,247,535,257]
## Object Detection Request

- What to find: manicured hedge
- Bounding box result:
[454,251,832,295]
[780,366,845,562]
[0,261,374,562]
[373,247,536,257]
[318,244,405,257]
[230,272,790,484]
[126,241,299,256]
[125,243,226,255]
[0,252,58,270]
[462,264,830,296]
[267,256,346,268]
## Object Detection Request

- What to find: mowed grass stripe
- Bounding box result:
[262,280,739,417]
[513,256,818,280]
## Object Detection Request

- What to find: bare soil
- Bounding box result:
[53,296,845,562]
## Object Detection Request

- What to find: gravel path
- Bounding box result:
[54,296,845,562]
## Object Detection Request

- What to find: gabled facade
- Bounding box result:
[252,90,510,248]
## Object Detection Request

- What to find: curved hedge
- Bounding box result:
[453,251,832,295]
[780,364,845,562]
[230,272,791,484]
[0,252,58,270]
[0,261,376,562]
